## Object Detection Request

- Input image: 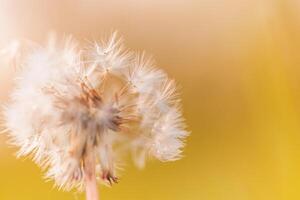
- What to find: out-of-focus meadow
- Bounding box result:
[0,0,300,199]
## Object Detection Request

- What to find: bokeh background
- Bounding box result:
[0,0,300,199]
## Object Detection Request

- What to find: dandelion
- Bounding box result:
[2,32,189,200]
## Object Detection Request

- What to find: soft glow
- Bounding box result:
[0,0,300,200]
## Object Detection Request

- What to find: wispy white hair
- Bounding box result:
[3,32,189,190]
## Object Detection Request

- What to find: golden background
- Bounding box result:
[0,0,300,199]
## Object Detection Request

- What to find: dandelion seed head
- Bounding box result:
[3,32,189,191]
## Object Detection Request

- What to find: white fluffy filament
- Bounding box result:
[3,33,189,198]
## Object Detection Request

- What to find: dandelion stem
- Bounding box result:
[84,153,99,200]
[85,173,99,200]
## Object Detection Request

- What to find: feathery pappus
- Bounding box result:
[2,32,189,194]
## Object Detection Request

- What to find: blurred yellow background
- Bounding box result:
[1,0,300,199]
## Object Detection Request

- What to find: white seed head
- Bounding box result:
[3,32,189,190]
